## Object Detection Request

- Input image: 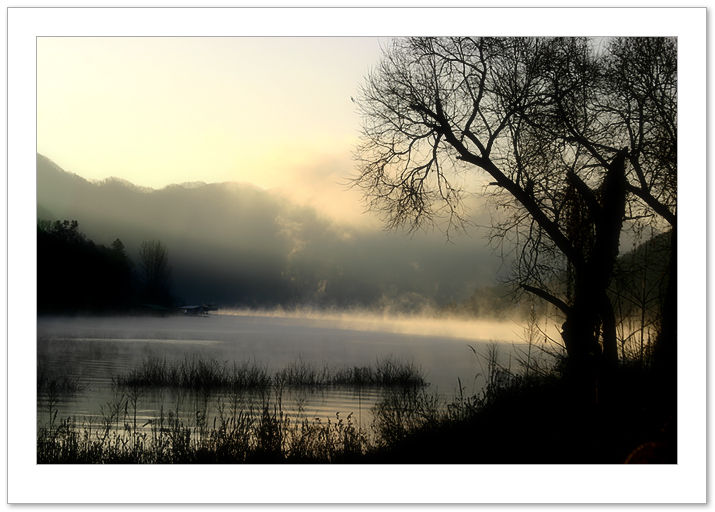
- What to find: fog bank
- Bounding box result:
[37,154,507,310]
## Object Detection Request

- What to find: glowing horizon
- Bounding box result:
[38,37,391,224]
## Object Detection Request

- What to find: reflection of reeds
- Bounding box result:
[37,366,81,394]
[114,356,426,391]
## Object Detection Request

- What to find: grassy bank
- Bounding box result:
[364,363,676,463]
[38,355,675,464]
[38,395,368,463]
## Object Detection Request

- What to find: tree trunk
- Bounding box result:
[558,150,628,400]
[600,291,619,368]
[593,149,628,369]
[560,274,602,402]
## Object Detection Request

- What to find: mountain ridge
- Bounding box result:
[36,154,502,309]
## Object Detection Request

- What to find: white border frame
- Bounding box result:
[7,6,706,504]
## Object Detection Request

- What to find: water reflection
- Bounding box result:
[38,384,385,434]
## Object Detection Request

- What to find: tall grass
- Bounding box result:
[38,344,674,463]
[114,357,272,391]
[115,356,426,390]
[37,350,507,463]
[37,390,368,463]
[275,358,425,388]
[40,355,427,462]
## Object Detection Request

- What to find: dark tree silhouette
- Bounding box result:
[37,220,134,312]
[138,240,173,306]
[603,37,677,382]
[354,37,676,388]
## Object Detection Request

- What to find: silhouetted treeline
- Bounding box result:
[137,240,174,307]
[38,220,135,313]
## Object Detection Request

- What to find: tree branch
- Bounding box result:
[625,183,676,227]
[421,95,584,267]
[520,283,571,315]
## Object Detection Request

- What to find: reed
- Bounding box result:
[37,390,370,463]
[114,357,272,390]
[115,356,426,390]
[38,346,676,463]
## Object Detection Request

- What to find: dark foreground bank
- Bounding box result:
[364,363,676,464]
[37,360,675,464]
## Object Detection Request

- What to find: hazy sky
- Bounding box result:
[38,37,391,224]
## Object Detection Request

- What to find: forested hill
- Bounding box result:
[37,220,134,313]
[37,154,504,311]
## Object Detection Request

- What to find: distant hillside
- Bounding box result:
[37,154,503,310]
[611,230,671,321]
[449,231,672,320]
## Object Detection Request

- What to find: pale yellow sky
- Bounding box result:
[38,37,391,223]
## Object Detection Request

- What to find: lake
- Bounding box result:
[37,311,547,434]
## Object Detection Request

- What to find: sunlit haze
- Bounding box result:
[38,37,392,224]
[30,22,686,472]
[220,307,561,344]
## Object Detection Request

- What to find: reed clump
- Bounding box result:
[115,356,427,391]
[114,357,272,391]
[330,359,425,387]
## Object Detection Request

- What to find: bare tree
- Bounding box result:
[354,37,676,385]
[138,240,172,306]
[602,37,677,379]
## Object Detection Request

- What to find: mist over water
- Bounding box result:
[37,154,505,311]
[37,310,558,433]
[218,307,557,344]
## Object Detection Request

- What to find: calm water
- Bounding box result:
[37,312,533,433]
